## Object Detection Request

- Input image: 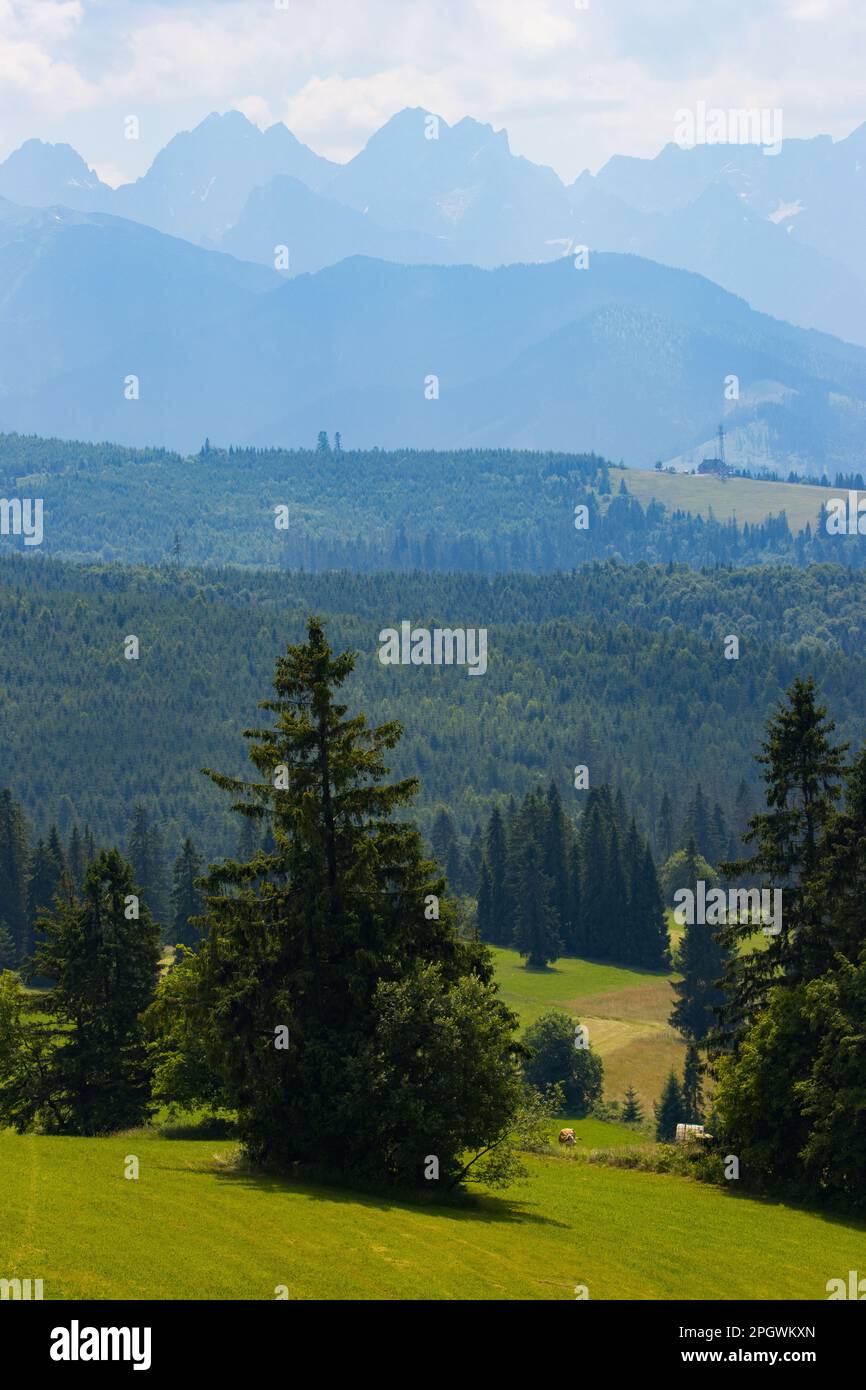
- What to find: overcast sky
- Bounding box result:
[1,0,864,184]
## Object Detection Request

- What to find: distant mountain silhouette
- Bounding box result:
[1,196,863,471]
[2,107,864,343]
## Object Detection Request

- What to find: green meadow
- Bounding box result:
[491,946,685,1113]
[1,1126,859,1300]
[611,466,838,532]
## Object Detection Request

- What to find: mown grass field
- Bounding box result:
[1,1126,860,1300]
[491,946,685,1113]
[612,466,841,532]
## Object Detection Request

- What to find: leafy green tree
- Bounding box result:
[144,946,227,1116]
[655,1069,684,1141]
[522,1010,603,1114]
[661,839,717,908]
[353,962,534,1189]
[196,618,520,1185]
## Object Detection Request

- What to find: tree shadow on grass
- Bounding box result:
[176,1161,568,1231]
[710,1180,866,1236]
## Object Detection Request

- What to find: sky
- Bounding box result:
[1,0,864,184]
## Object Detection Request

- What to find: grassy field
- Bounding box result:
[491,946,685,1113]
[613,466,841,532]
[1,1126,860,1300]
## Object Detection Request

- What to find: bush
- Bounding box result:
[522,1010,603,1114]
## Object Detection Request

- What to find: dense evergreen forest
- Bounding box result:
[1,554,864,868]
[2,433,864,570]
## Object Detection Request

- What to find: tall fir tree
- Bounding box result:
[655,1069,684,1141]
[542,781,571,943]
[27,835,66,959]
[670,880,727,1044]
[682,783,712,862]
[0,790,29,960]
[621,1085,644,1125]
[15,849,160,1134]
[485,805,510,944]
[67,825,87,890]
[170,838,204,948]
[196,619,519,1183]
[475,858,496,944]
[712,678,847,1055]
[682,1044,704,1124]
[513,840,562,968]
[580,803,609,958]
[658,791,675,863]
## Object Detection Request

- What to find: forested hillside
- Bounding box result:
[2,434,864,571]
[1,555,864,862]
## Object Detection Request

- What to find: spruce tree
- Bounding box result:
[542,781,570,943]
[670,841,727,1042]
[197,618,521,1183]
[682,1044,704,1123]
[236,813,259,863]
[475,858,496,943]
[580,803,608,958]
[170,838,204,948]
[0,790,29,960]
[713,678,847,1053]
[20,849,160,1134]
[567,840,583,954]
[636,841,671,970]
[464,823,483,898]
[67,825,87,890]
[657,791,675,863]
[802,744,866,973]
[602,823,628,963]
[682,783,712,862]
[621,1085,643,1125]
[655,1069,684,1141]
[0,921,17,971]
[27,836,65,959]
[513,840,561,968]
[485,805,510,944]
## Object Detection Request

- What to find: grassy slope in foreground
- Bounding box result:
[613,466,842,532]
[1,1129,860,1300]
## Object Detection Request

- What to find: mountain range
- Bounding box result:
[2,107,864,344]
[1,189,864,470]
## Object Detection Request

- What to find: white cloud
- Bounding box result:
[0,0,864,178]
